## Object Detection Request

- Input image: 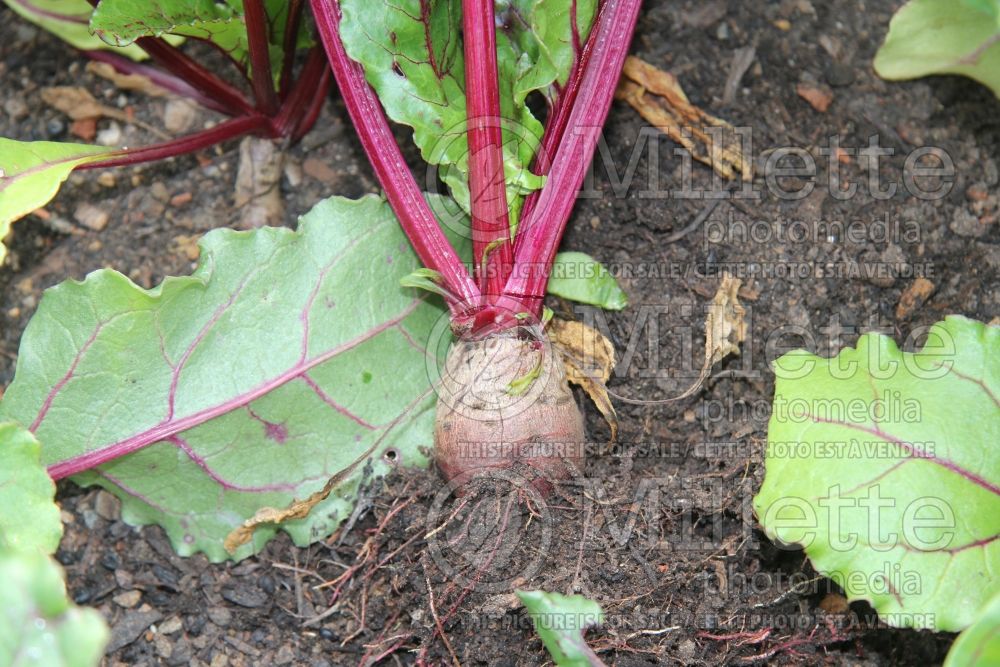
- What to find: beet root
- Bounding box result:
[434,334,585,488]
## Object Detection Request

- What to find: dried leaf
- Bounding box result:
[608,274,746,404]
[39,86,169,140]
[224,442,378,554]
[86,62,169,98]
[616,56,752,181]
[896,277,936,320]
[550,318,618,439]
[666,273,747,401]
[40,87,127,122]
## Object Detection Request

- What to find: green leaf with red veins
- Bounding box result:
[0,139,117,264]
[1,0,154,59]
[0,194,463,562]
[754,316,1000,632]
[90,0,296,83]
[339,0,594,216]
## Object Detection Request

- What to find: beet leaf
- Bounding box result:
[90,0,299,87]
[0,195,467,561]
[2,0,162,58]
[336,0,593,216]
[0,422,109,665]
[755,316,1000,632]
[0,140,116,263]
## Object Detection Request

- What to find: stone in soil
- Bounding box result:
[107,607,163,652]
[73,203,110,231]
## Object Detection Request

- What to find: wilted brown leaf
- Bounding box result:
[705,273,748,366]
[550,318,618,440]
[616,56,752,181]
[224,443,376,554]
[40,86,169,140]
[86,61,170,98]
[40,86,126,122]
[608,274,746,404]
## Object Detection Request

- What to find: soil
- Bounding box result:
[2,1,998,665]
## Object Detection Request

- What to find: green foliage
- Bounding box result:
[945,592,1000,666]
[547,251,628,310]
[0,140,116,264]
[0,422,109,667]
[0,423,62,555]
[0,195,464,562]
[1,0,153,59]
[875,0,1000,97]
[496,0,598,106]
[337,0,594,215]
[754,316,1000,632]
[0,551,109,667]
[517,590,604,667]
[90,0,296,82]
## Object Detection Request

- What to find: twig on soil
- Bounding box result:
[423,557,462,667]
[569,501,591,594]
[424,496,470,539]
[359,609,410,665]
[697,628,772,645]
[663,197,724,244]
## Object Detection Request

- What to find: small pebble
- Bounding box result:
[154,633,173,659]
[273,645,296,665]
[207,606,232,627]
[825,62,855,87]
[46,118,66,139]
[163,99,198,134]
[302,157,339,185]
[4,97,28,120]
[114,590,142,609]
[151,181,170,202]
[94,490,121,520]
[101,551,121,571]
[283,160,303,188]
[170,192,193,207]
[74,203,110,231]
[159,616,184,635]
[97,171,117,188]
[97,121,122,146]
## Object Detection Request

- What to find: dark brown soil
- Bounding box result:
[2,0,998,665]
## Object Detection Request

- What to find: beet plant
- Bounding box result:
[0,0,331,259]
[312,0,639,486]
[0,0,637,572]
